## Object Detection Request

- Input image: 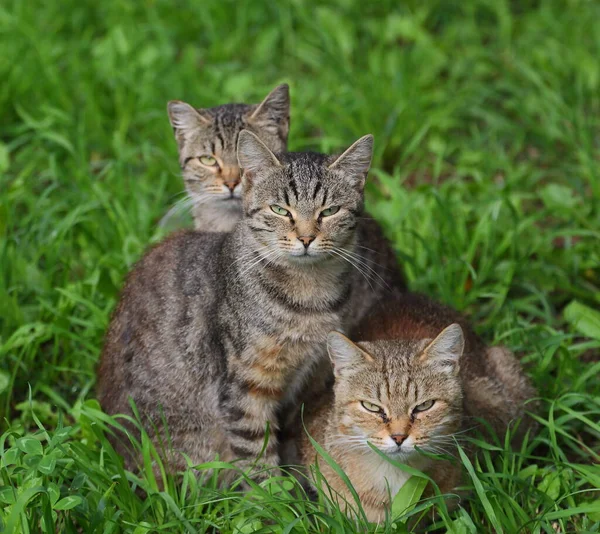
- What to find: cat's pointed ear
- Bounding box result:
[167,101,212,134]
[421,323,464,374]
[328,134,374,187]
[249,84,290,139]
[237,129,281,181]
[327,332,373,378]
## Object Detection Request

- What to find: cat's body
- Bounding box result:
[167,84,290,232]
[300,293,535,522]
[98,133,406,476]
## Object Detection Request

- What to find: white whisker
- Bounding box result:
[335,247,391,290]
[326,249,376,293]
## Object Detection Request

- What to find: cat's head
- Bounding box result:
[167,84,290,228]
[237,130,373,265]
[327,325,464,460]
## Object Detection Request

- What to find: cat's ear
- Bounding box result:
[328,134,374,187]
[167,101,212,136]
[327,332,373,378]
[237,129,281,181]
[249,84,290,140]
[421,323,464,374]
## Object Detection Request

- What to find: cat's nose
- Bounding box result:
[390,434,408,446]
[297,235,316,249]
[223,179,240,192]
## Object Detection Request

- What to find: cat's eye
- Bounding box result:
[413,400,435,413]
[270,204,291,217]
[320,206,340,217]
[199,155,218,166]
[361,401,383,413]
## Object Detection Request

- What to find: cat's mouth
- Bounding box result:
[287,248,327,262]
[288,252,322,263]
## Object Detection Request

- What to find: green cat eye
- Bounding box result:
[270,204,291,217]
[413,400,435,413]
[199,155,218,166]
[320,206,340,217]
[361,401,383,413]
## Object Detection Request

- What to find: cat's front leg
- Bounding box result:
[219,375,282,482]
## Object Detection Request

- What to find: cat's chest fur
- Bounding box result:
[342,451,429,507]
[239,310,342,403]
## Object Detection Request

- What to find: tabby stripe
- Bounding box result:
[227,406,246,422]
[230,443,261,458]
[312,181,321,200]
[249,226,275,234]
[183,157,195,167]
[230,440,278,459]
[210,140,216,154]
[216,131,225,150]
[230,427,266,441]
[289,178,298,199]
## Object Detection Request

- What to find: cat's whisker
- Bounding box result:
[325,249,376,293]
[231,247,274,266]
[159,194,202,227]
[235,252,278,279]
[330,246,384,287]
[334,248,385,291]
[335,247,391,290]
[352,244,383,255]
[235,247,282,280]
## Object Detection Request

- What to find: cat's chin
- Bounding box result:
[285,252,328,265]
[219,197,242,204]
[380,447,418,462]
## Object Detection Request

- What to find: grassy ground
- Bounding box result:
[1,0,600,531]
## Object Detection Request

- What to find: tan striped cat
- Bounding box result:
[167,84,290,232]
[300,293,536,522]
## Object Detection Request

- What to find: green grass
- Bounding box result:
[1,0,600,531]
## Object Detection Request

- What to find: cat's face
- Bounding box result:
[237,130,373,265]
[327,325,464,460]
[167,85,290,229]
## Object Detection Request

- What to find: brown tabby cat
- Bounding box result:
[167,84,290,232]
[300,293,535,522]
[98,131,404,480]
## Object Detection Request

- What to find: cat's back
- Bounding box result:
[109,229,226,328]
[352,293,478,345]
[352,293,487,377]
[98,230,228,412]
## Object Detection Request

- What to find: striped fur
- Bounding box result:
[98,132,404,478]
[299,293,537,522]
[167,84,289,232]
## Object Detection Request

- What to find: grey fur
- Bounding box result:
[98,132,405,477]
[167,84,290,232]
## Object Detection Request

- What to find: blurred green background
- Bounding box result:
[1,0,599,531]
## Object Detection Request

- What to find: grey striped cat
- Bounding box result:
[167,84,290,232]
[98,131,404,478]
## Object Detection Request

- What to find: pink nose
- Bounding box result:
[297,236,316,248]
[223,179,240,192]
[390,434,407,446]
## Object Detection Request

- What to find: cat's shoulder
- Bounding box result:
[138,229,227,265]
[122,229,229,292]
